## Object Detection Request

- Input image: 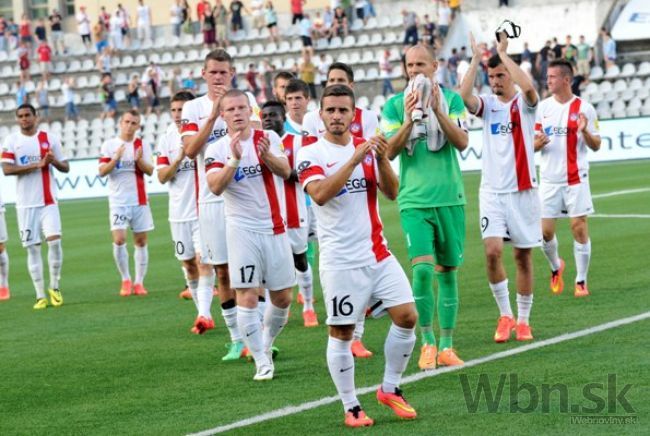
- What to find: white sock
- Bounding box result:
[574,239,591,283]
[134,245,148,285]
[263,302,290,351]
[222,302,242,341]
[327,336,359,412]
[382,324,416,393]
[197,274,215,319]
[188,278,199,312]
[297,265,314,311]
[352,319,365,341]
[27,244,45,299]
[490,279,513,317]
[181,265,188,281]
[257,290,268,322]
[0,250,9,287]
[112,243,130,281]
[47,239,63,289]
[542,235,561,271]
[516,293,533,325]
[237,306,269,367]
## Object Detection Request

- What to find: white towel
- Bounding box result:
[404,74,448,155]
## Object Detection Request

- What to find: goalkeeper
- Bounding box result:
[381,44,469,370]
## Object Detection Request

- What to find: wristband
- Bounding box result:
[226,158,240,168]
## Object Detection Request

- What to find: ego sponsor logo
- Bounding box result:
[543,126,576,137]
[490,122,515,135]
[233,164,263,182]
[19,155,40,165]
[207,128,228,144]
[177,159,197,173]
[115,159,136,170]
[336,177,370,196]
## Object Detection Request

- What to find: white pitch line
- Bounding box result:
[188,311,650,436]
[592,214,650,218]
[592,187,650,199]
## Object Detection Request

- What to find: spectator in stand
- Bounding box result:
[49,9,65,55]
[563,35,577,64]
[0,15,6,52]
[246,63,260,99]
[378,48,394,96]
[93,19,108,55]
[215,0,229,47]
[355,0,368,24]
[127,74,141,110]
[181,0,192,34]
[332,7,348,37]
[537,39,553,84]
[260,60,276,101]
[77,6,92,48]
[19,14,33,52]
[422,14,436,47]
[144,68,161,115]
[299,14,314,57]
[97,46,113,74]
[576,35,592,77]
[499,0,509,5]
[100,73,117,119]
[571,64,587,96]
[99,6,111,32]
[402,10,418,47]
[312,11,328,42]
[136,0,153,43]
[34,19,47,44]
[16,80,28,106]
[265,1,279,42]
[436,57,451,88]
[251,0,265,30]
[17,42,30,82]
[299,52,317,99]
[552,37,563,60]
[601,28,616,69]
[143,61,163,89]
[438,1,451,39]
[109,11,124,51]
[203,4,216,49]
[36,39,53,80]
[117,3,132,48]
[62,77,78,121]
[522,42,532,62]
[448,48,460,87]
[197,0,210,30]
[36,79,50,122]
[182,70,197,93]
[292,0,306,25]
[7,18,18,50]
[365,0,377,19]
[341,0,355,25]
[230,0,248,34]
[449,0,462,19]
[171,0,183,38]
[323,6,334,32]
[317,53,330,89]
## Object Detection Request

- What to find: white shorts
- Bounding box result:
[170,220,201,261]
[307,205,318,242]
[479,189,542,248]
[539,181,595,218]
[226,223,296,291]
[287,226,308,255]
[0,211,7,243]
[110,204,154,233]
[320,256,414,326]
[198,201,228,265]
[17,205,62,247]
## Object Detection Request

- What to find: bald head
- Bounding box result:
[404,44,438,80]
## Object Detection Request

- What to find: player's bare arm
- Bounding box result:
[134,147,153,176]
[578,113,601,151]
[207,131,241,196]
[386,92,417,160]
[48,151,70,173]
[373,136,398,200]
[431,85,469,151]
[460,33,482,114]
[257,135,291,179]
[157,149,185,184]
[305,141,372,206]
[183,96,221,159]
[98,144,125,177]
[1,161,41,176]
[496,31,538,106]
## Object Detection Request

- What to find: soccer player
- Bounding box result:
[298,85,418,427]
[99,109,154,297]
[181,49,261,357]
[382,44,468,369]
[1,104,69,309]
[271,71,295,105]
[534,59,601,297]
[0,191,9,301]
[283,78,309,136]
[206,89,294,381]
[460,33,541,342]
[261,97,319,327]
[156,91,205,322]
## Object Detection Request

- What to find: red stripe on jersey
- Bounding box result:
[509,100,533,191]
[254,130,285,234]
[283,134,300,228]
[157,156,170,166]
[38,131,55,205]
[1,152,15,160]
[193,163,199,213]
[298,165,325,184]
[566,98,582,185]
[206,161,224,171]
[99,156,111,163]
[302,135,318,147]
[355,139,390,262]
[181,122,199,133]
[134,138,147,205]
[534,122,542,132]
[350,107,364,138]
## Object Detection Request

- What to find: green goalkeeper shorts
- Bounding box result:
[399,205,466,267]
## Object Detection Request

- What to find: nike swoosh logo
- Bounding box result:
[326,162,338,168]
[403,354,411,358]
[490,109,502,112]
[340,366,353,373]
[199,116,209,120]
[246,329,258,337]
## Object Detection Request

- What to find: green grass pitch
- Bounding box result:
[0,160,648,435]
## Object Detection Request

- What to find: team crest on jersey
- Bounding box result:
[284,148,292,157]
[350,122,361,134]
[363,154,373,166]
[511,103,519,112]
[569,113,579,122]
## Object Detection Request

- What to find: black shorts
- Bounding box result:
[292,14,304,25]
[121,27,128,36]
[267,22,277,29]
[81,34,91,43]
[301,35,312,47]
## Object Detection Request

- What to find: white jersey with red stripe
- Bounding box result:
[156,123,199,222]
[474,92,538,193]
[283,133,317,229]
[205,129,287,235]
[302,106,379,139]
[297,136,391,271]
[179,93,260,205]
[1,130,66,208]
[535,95,599,185]
[99,137,151,207]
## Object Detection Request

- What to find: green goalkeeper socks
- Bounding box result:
[412,262,436,346]
[436,270,459,350]
[306,241,316,265]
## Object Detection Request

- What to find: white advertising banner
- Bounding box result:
[1,117,649,204]
[611,0,650,41]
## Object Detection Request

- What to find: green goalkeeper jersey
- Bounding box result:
[381,88,468,211]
